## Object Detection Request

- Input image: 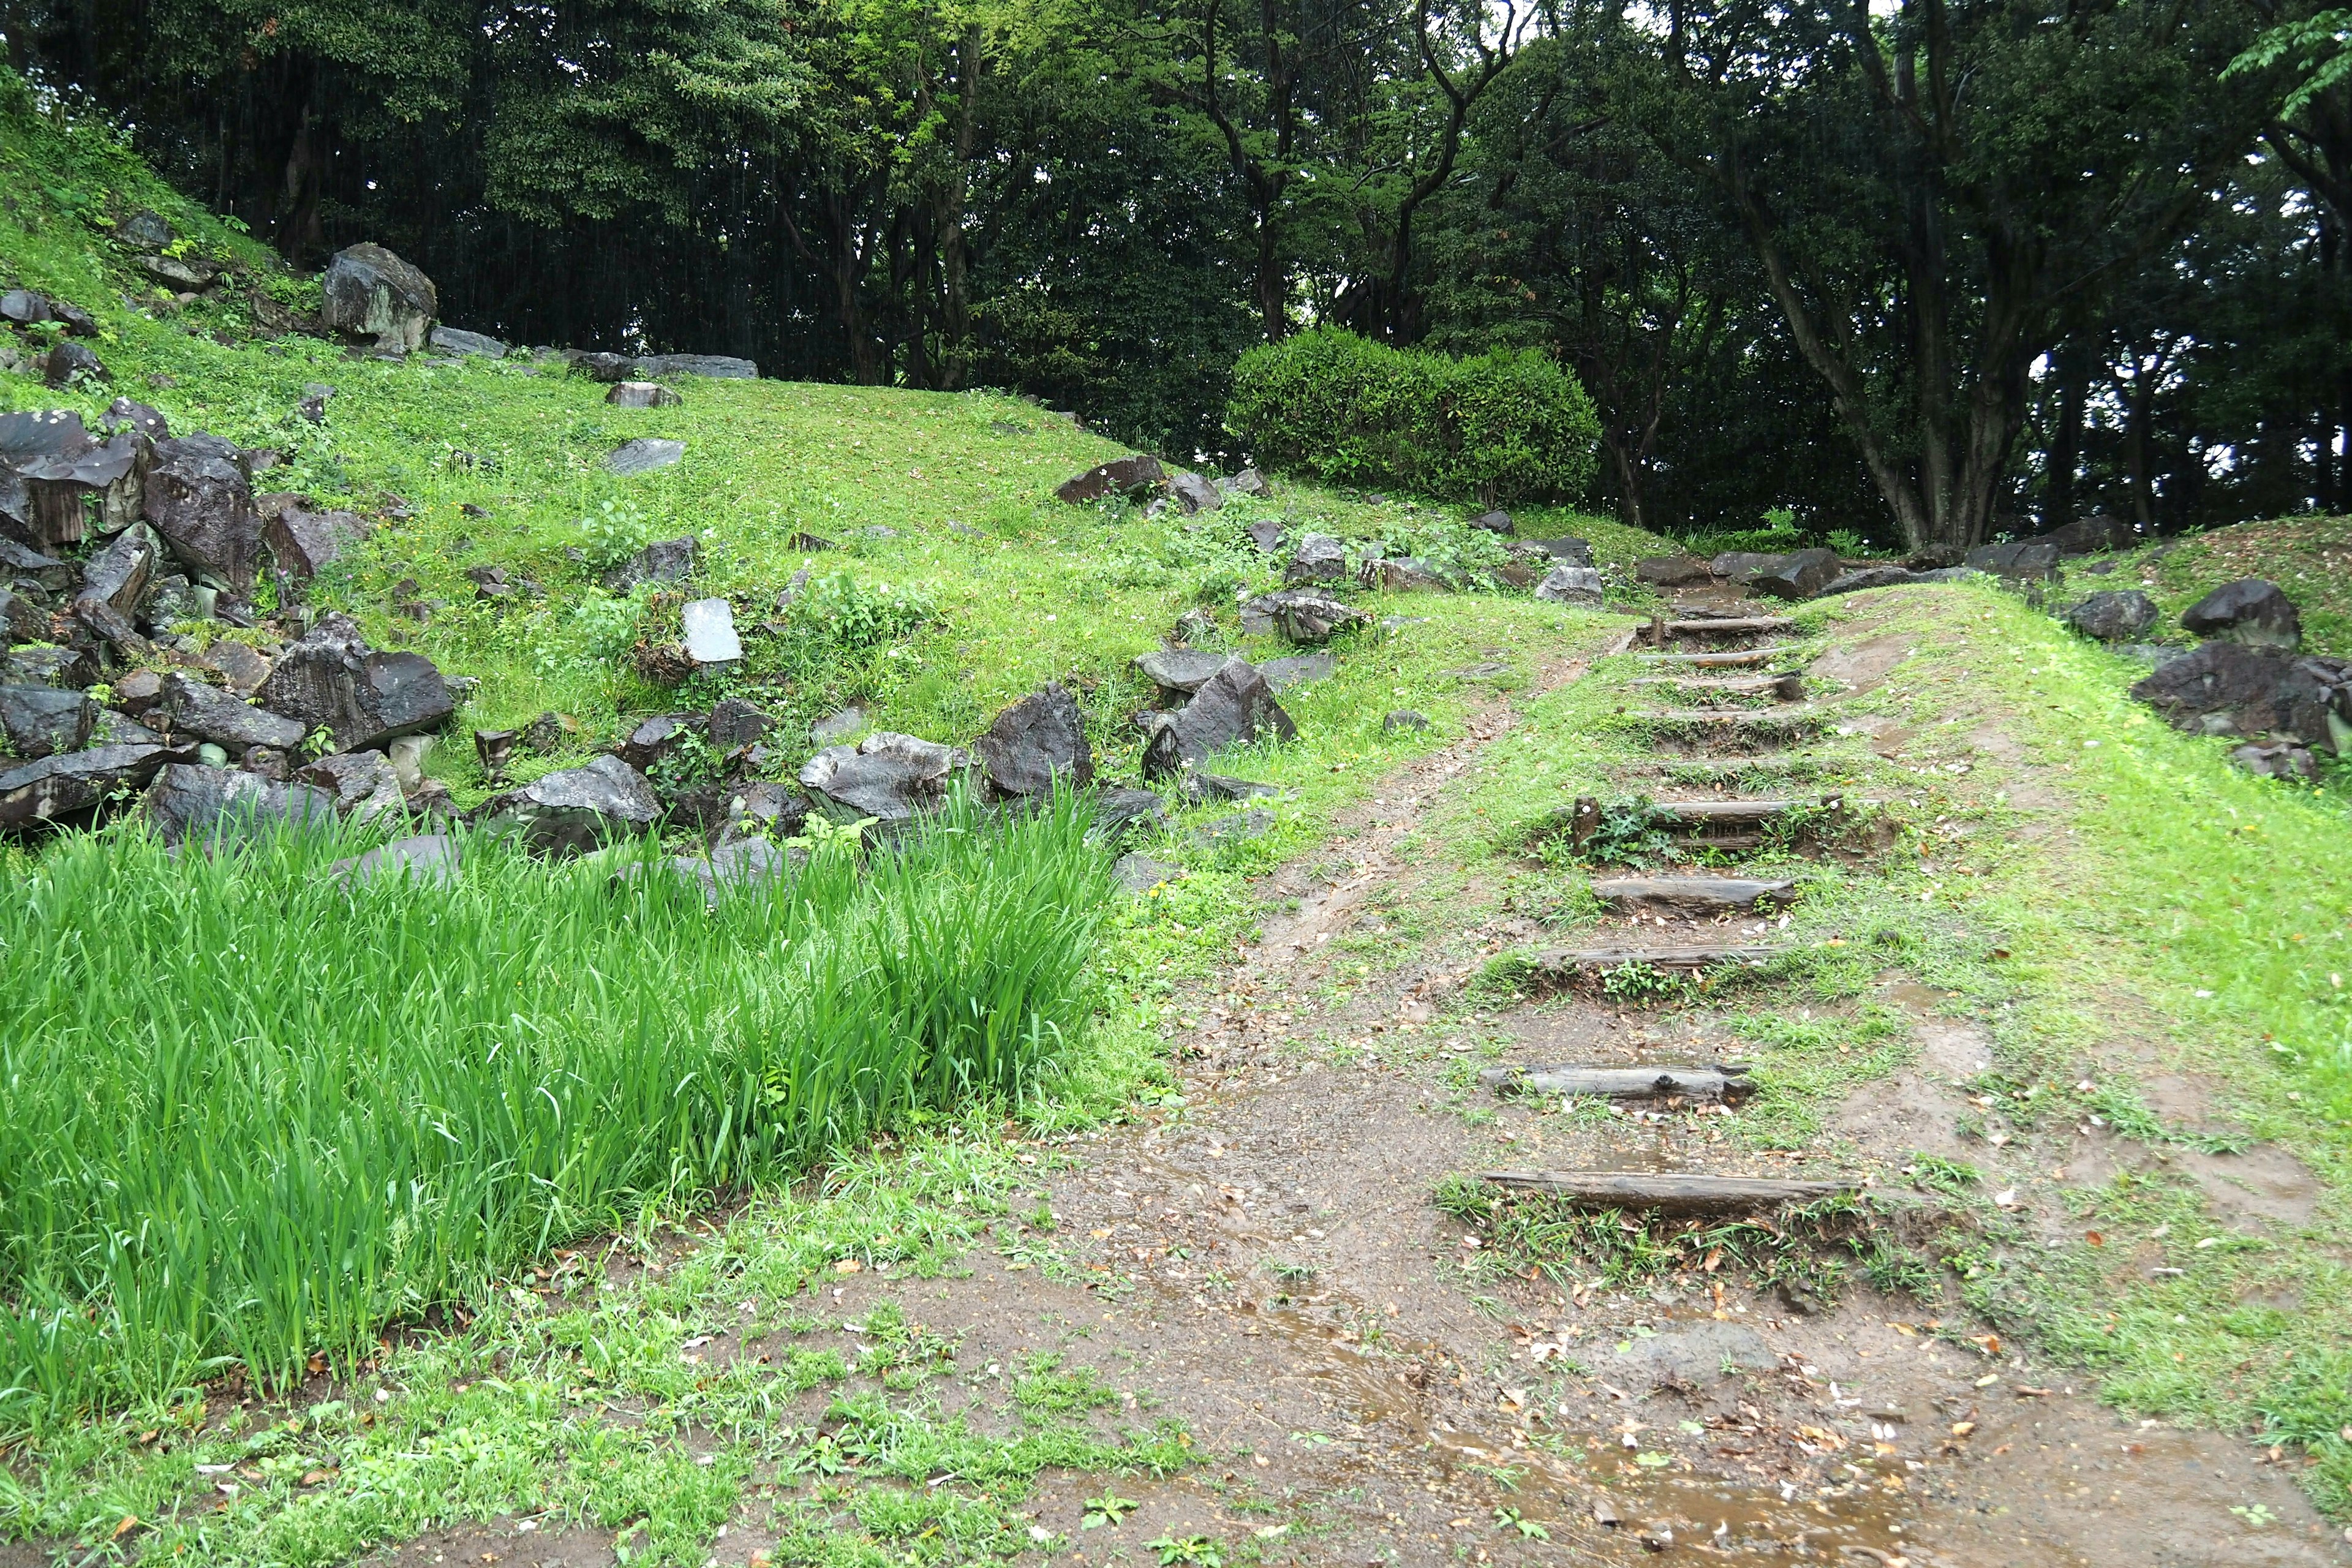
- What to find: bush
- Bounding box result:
[1224,327,1600,506]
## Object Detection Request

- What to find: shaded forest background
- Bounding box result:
[4,0,2352,549]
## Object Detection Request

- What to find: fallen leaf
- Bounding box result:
[1950,1422,1976,1438]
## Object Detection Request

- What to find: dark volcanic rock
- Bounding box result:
[1238,588,1370,643]
[162,673,307,754]
[1964,538,2062,579]
[0,743,181,827]
[428,326,507,359]
[1639,555,1713,587]
[1140,658,1297,782]
[0,537,74,594]
[707,698,772,752]
[0,684,95,757]
[2,644,94,688]
[2037,514,2136,556]
[606,381,682,409]
[43,342,105,386]
[1112,853,1180,893]
[2129,641,2350,747]
[661,839,801,908]
[1135,647,1230,695]
[2182,579,2301,652]
[799,732,970,821]
[1749,547,1842,601]
[1055,454,1166,504]
[1168,472,1221,514]
[477,754,663,854]
[1245,518,1288,554]
[1363,557,1451,593]
[2231,741,2320,781]
[141,763,337,845]
[1534,565,1604,605]
[1520,537,1594,565]
[144,434,259,593]
[1383,709,1430,734]
[297,750,405,819]
[321,243,438,353]
[1090,786,1166,846]
[713,779,809,848]
[1286,533,1348,584]
[102,398,170,440]
[1816,566,1923,597]
[1257,652,1336,691]
[603,536,698,593]
[265,503,366,579]
[257,612,454,753]
[1469,510,1514,535]
[2062,590,2160,643]
[616,712,700,770]
[607,438,685,476]
[630,354,756,380]
[974,682,1093,798]
[0,586,45,643]
[77,522,160,627]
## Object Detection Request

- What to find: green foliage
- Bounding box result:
[1226,328,1601,506]
[579,499,660,567]
[0,791,1112,1426]
[789,571,937,651]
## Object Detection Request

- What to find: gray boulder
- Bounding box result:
[43,342,105,387]
[707,698,772,752]
[201,639,273,697]
[603,537,698,592]
[1,408,143,551]
[1533,564,1604,605]
[1140,658,1297,781]
[799,732,970,821]
[428,326,507,359]
[0,587,46,642]
[1257,652,1336,691]
[1749,547,1842,600]
[2037,514,2136,556]
[477,754,664,854]
[606,382,681,409]
[1055,454,1166,504]
[101,398,170,440]
[142,763,337,845]
[2231,741,2320,782]
[2182,579,2300,652]
[2062,590,2160,643]
[0,537,74,594]
[659,839,801,908]
[1817,566,1923,597]
[1286,533,1348,584]
[330,834,462,889]
[1519,536,1594,565]
[161,673,306,755]
[713,780,809,848]
[1238,587,1370,643]
[1225,469,1271,497]
[321,243,438,353]
[0,742,181,827]
[1363,557,1450,593]
[144,434,259,593]
[616,712,699,770]
[1468,510,1513,534]
[1640,554,1713,586]
[1169,472,1222,514]
[630,354,756,380]
[1135,647,1230,695]
[1382,709,1430,734]
[2130,641,2350,748]
[608,439,685,476]
[2,645,94,688]
[973,683,1093,799]
[296,750,406,820]
[77,522,161,628]
[0,684,95,757]
[1112,853,1180,894]
[257,612,454,753]
[1964,538,2062,579]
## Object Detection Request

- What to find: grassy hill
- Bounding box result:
[2119,514,2352,658]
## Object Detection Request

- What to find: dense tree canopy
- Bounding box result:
[4,0,2349,547]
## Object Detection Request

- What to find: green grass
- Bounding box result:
[0,793,1111,1427]
[2108,514,2352,658]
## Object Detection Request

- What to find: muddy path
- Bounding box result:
[802,611,2348,1567]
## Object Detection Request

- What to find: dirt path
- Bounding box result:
[804,614,2348,1567]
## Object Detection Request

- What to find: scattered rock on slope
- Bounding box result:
[476,754,664,854]
[1238,587,1370,643]
[2128,641,2350,748]
[800,732,971,821]
[257,612,454,753]
[1141,658,1297,781]
[1055,454,1166,504]
[321,243,439,354]
[2062,590,2160,643]
[1748,547,1842,601]
[1136,647,1230,697]
[1286,533,1348,584]
[2181,579,2299,652]
[141,763,336,845]
[607,439,685,476]
[603,537,697,592]
[1534,564,1604,605]
[144,434,260,593]
[0,684,96,758]
[0,743,181,827]
[160,673,306,755]
[973,683,1093,799]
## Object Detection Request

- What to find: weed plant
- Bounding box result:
[0,792,1110,1427]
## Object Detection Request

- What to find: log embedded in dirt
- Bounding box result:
[1626,673,1807,701]
[1650,798,1798,824]
[1479,1170,1857,1212]
[1533,943,1782,974]
[1479,1064,1753,1103]
[1591,875,1795,910]
[1662,617,1793,638]
[1626,707,1822,728]
[1633,646,1800,668]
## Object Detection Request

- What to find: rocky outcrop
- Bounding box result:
[160,673,307,755]
[1533,564,1604,605]
[143,434,258,593]
[0,684,95,758]
[2062,590,2160,643]
[141,764,337,845]
[1748,548,1842,601]
[2181,579,2299,652]
[0,742,184,827]
[2128,641,2350,748]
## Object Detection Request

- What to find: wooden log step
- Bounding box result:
[1532,943,1782,974]
[1591,875,1795,910]
[1478,1063,1754,1104]
[1651,798,1807,824]
[1660,616,1794,637]
[1634,646,1801,668]
[1625,673,1807,701]
[1625,707,1823,727]
[1480,1170,1859,1213]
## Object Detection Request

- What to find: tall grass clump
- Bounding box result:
[0,791,1110,1428]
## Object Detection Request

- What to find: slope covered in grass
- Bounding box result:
[2119,514,2352,657]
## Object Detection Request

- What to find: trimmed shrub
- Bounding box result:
[1225,327,1600,505]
